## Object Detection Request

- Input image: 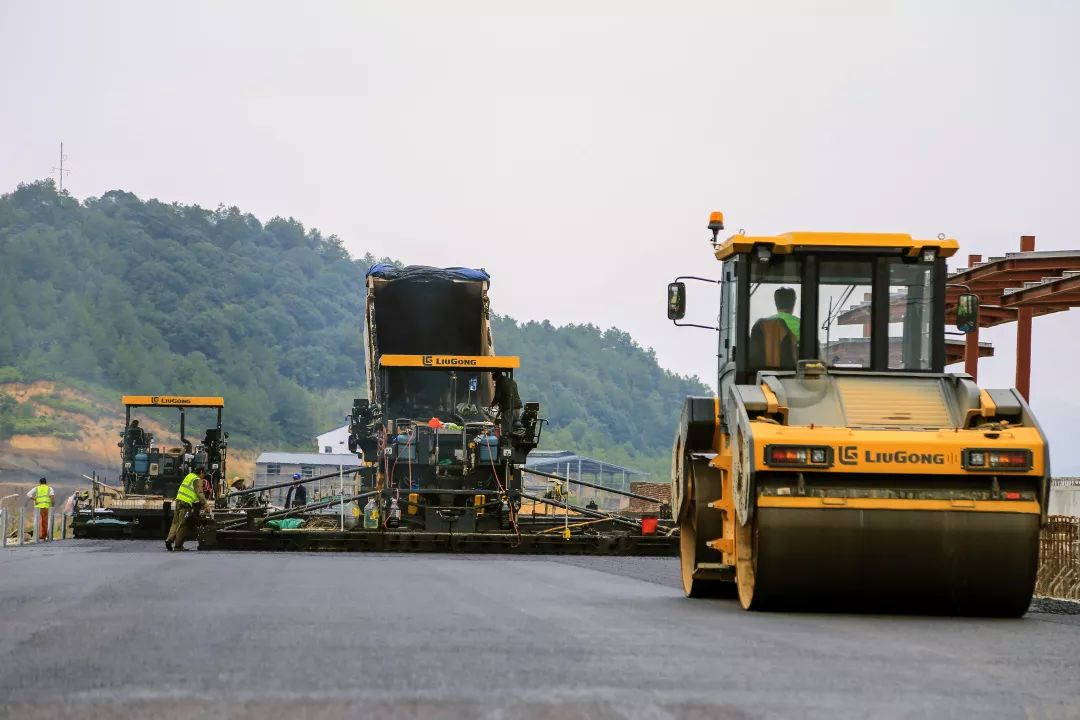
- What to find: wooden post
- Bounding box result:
[1015,237,1035,399]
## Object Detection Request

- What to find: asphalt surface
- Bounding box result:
[2,541,1079,719]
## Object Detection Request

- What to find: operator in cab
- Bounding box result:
[491,371,524,437]
[749,287,800,370]
[123,419,148,453]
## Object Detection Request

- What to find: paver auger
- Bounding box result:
[668,213,1049,615]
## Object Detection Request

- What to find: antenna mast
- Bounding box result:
[52,142,70,194]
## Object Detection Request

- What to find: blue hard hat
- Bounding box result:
[292,473,301,480]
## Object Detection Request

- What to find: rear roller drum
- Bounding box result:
[680,500,736,599]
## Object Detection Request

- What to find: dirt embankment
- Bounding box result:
[0,382,255,508]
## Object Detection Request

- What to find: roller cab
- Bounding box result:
[668,221,1049,615]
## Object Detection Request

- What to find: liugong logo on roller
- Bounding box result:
[840,445,945,466]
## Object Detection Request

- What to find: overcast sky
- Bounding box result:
[3,1,1079,467]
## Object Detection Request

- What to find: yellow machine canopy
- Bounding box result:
[122,395,225,408]
[378,355,520,370]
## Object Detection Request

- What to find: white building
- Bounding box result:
[316,424,350,454]
[254,451,362,505]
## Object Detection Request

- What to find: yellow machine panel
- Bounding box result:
[741,424,1047,477]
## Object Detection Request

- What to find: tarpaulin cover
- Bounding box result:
[265,518,305,530]
[367,265,491,418]
[370,277,485,356]
[366,264,490,283]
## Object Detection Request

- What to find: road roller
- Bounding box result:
[667,213,1049,615]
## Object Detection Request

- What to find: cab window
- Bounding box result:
[888,259,935,370]
[818,260,874,369]
[748,257,802,372]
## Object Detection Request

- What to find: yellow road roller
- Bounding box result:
[667,213,1049,615]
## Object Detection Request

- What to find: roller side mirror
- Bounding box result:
[667,282,686,321]
[956,293,980,333]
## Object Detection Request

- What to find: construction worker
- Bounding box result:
[285,473,307,509]
[492,371,524,436]
[25,477,54,541]
[124,419,148,450]
[166,469,209,551]
[226,476,248,508]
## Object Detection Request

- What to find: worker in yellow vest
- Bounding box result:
[166,469,210,552]
[25,477,54,541]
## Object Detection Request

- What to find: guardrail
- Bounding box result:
[0,507,73,548]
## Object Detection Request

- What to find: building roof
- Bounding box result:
[1002,270,1080,311]
[256,452,361,466]
[946,248,1080,327]
[525,450,648,477]
[316,424,349,437]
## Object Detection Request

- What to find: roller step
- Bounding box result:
[706,538,733,554]
[693,562,735,581]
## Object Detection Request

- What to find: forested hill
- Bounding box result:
[0,180,708,476]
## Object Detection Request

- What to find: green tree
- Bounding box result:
[0,179,708,468]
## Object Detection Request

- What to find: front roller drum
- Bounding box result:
[736,508,1040,616]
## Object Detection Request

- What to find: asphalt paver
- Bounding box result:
[1,540,1078,719]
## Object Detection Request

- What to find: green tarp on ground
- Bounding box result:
[265,518,305,530]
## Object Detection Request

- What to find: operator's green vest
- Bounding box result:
[774,311,801,339]
[176,472,199,506]
[34,484,51,509]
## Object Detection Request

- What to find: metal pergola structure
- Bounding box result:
[524,451,649,509]
[834,296,995,366]
[945,238,1080,399]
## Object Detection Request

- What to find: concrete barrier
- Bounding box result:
[1050,486,1080,518]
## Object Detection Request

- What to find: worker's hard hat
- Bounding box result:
[292,473,302,480]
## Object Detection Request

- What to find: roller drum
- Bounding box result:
[749,507,1040,616]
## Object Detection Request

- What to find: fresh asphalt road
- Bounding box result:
[1,541,1079,719]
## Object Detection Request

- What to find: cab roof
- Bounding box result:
[714,231,959,261]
